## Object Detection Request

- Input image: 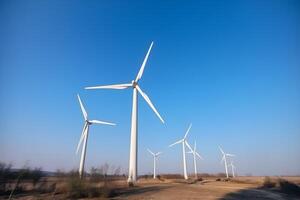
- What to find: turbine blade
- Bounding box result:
[85,83,132,90]
[147,149,155,156]
[156,152,162,156]
[194,141,197,152]
[185,140,193,152]
[76,122,88,154]
[136,85,164,123]
[195,152,203,160]
[135,42,154,82]
[226,154,235,157]
[77,94,88,120]
[169,139,183,147]
[89,120,116,126]
[220,155,225,164]
[184,123,192,139]
[219,146,225,155]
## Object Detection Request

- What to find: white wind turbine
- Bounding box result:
[228,160,236,177]
[219,146,235,178]
[85,42,164,183]
[76,94,116,179]
[147,149,162,179]
[186,141,203,179]
[169,124,192,180]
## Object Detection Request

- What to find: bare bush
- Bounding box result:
[0,162,12,193]
[65,176,116,198]
[197,177,203,181]
[0,162,44,197]
[262,176,276,188]
[114,166,121,176]
[278,179,300,195]
[161,174,184,179]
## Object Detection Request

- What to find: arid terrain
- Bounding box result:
[2,176,300,200]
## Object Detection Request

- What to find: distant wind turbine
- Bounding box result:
[219,146,235,178]
[147,149,162,179]
[76,94,115,179]
[85,42,164,184]
[228,160,236,177]
[169,123,192,180]
[186,141,203,179]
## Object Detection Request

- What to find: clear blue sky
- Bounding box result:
[0,0,299,176]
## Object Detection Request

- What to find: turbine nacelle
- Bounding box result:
[132,80,138,88]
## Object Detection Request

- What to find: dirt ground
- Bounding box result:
[2,176,300,200]
[112,177,300,200]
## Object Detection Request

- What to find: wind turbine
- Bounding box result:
[147,149,162,179]
[186,141,203,179]
[169,123,192,180]
[76,94,116,179]
[219,146,235,178]
[228,160,236,177]
[85,42,164,184]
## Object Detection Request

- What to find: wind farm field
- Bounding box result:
[1,1,300,200]
[2,175,300,199]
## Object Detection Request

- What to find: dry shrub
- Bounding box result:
[278,179,300,196]
[230,179,250,184]
[66,177,86,198]
[198,173,210,177]
[187,179,197,184]
[66,176,116,198]
[161,174,184,179]
[128,182,134,187]
[0,162,44,196]
[217,173,226,177]
[35,181,56,193]
[197,177,203,181]
[156,175,164,181]
[262,176,276,188]
[139,174,150,179]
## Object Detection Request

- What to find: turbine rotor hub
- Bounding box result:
[132,80,138,88]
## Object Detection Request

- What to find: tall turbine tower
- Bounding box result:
[219,146,235,178]
[85,42,164,184]
[147,149,162,179]
[76,94,115,178]
[186,141,203,179]
[169,124,192,180]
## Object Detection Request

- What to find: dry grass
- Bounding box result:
[1,164,300,200]
[52,175,118,198]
